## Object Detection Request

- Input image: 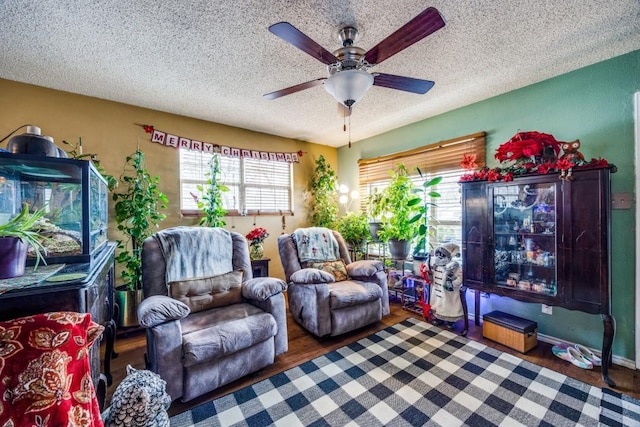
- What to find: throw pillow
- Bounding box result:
[308,259,350,282]
[0,312,104,427]
[102,365,171,427]
[169,270,244,313]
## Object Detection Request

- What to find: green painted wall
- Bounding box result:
[338,50,640,361]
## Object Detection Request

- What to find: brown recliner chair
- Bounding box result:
[278,227,389,337]
[137,226,287,402]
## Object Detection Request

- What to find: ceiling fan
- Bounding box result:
[264,7,446,112]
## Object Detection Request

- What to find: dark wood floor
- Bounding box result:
[103,302,640,417]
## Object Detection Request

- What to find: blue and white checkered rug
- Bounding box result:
[170,318,640,426]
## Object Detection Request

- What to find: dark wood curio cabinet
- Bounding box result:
[460,168,615,386]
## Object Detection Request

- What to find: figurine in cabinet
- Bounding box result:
[428,243,464,328]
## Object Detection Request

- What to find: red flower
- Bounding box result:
[556,158,575,171]
[589,158,609,168]
[537,162,555,174]
[459,174,476,182]
[246,227,269,244]
[495,131,561,163]
[502,172,514,182]
[460,153,478,170]
[143,124,154,133]
[487,169,501,181]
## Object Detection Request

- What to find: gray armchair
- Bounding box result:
[278,228,389,337]
[138,226,287,402]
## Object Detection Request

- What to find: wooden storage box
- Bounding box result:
[483,310,537,353]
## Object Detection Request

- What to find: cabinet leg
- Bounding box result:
[601,313,616,388]
[460,287,469,336]
[104,319,116,386]
[474,290,480,326]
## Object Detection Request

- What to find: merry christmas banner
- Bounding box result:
[138,124,302,163]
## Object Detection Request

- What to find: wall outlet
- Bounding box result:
[541,304,553,315]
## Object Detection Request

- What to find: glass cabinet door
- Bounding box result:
[492,182,557,295]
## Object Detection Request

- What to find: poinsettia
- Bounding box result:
[556,158,575,171]
[495,131,561,163]
[460,153,478,170]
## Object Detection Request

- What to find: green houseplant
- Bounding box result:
[366,188,384,242]
[309,155,339,228]
[377,164,421,259]
[112,149,168,326]
[408,169,442,258]
[195,153,228,227]
[336,211,370,259]
[0,204,49,279]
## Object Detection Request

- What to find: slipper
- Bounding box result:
[552,345,593,369]
[575,343,602,366]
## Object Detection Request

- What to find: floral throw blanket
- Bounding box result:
[293,227,341,262]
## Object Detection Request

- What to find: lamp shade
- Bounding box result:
[324,69,374,108]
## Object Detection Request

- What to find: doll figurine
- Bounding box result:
[428,243,464,328]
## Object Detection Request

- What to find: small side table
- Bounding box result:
[251,258,270,278]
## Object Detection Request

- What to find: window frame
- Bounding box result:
[179,150,294,217]
[358,132,486,247]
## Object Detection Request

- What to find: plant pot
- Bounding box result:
[249,243,264,260]
[369,222,382,242]
[388,239,411,260]
[115,287,144,328]
[0,237,28,279]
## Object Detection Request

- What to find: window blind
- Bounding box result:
[180,150,293,215]
[358,131,486,184]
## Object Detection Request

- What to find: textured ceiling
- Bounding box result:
[1,1,639,147]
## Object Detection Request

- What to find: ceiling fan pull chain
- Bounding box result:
[348,112,352,148]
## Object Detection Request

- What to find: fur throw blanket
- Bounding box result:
[154,226,233,282]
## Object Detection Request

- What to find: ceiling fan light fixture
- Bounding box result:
[324,69,374,108]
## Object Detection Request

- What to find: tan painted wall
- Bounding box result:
[0,78,338,281]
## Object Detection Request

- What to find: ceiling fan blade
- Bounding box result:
[264,78,326,100]
[269,22,339,65]
[373,73,434,94]
[364,7,445,65]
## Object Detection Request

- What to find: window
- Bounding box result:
[358,132,486,247]
[180,150,293,215]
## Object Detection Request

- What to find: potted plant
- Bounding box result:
[309,155,339,228]
[194,153,228,227]
[408,169,442,272]
[336,211,371,259]
[0,204,49,279]
[112,149,168,327]
[366,188,384,242]
[377,164,420,259]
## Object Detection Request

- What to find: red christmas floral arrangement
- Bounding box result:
[460,131,615,182]
[246,227,269,245]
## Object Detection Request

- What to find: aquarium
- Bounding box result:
[0,152,108,264]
